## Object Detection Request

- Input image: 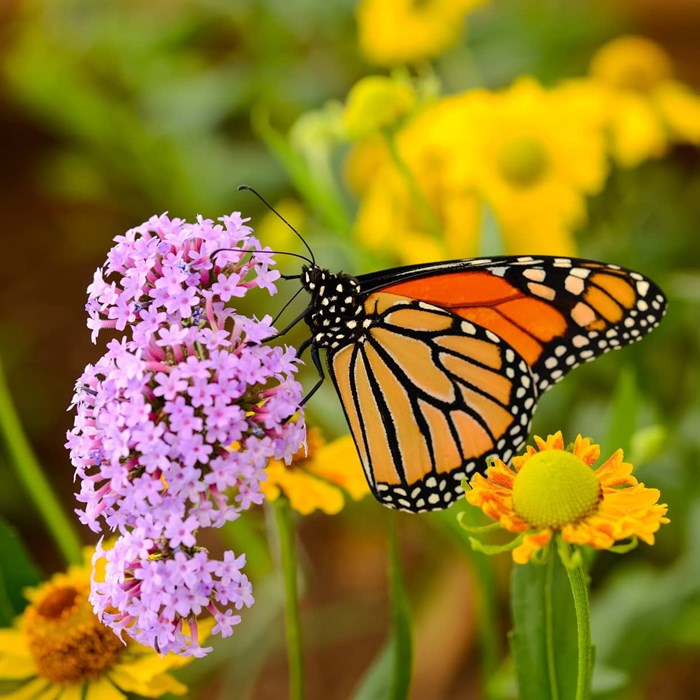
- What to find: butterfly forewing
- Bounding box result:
[326,293,537,512]
[363,256,667,393]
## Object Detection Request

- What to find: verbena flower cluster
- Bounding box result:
[66,213,306,656]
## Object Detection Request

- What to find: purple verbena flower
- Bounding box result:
[91,533,254,656]
[68,212,307,657]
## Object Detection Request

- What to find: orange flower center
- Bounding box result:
[512,451,602,529]
[23,582,124,684]
[496,136,549,187]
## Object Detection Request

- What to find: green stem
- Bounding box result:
[388,511,413,700]
[471,548,500,699]
[383,130,443,240]
[564,549,593,700]
[274,497,304,700]
[0,356,82,566]
[544,544,560,700]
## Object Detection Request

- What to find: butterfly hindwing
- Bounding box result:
[326,292,537,512]
[360,255,667,393]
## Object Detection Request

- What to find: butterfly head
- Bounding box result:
[301,265,364,349]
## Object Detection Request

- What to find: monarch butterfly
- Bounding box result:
[289,255,667,513]
[242,190,667,513]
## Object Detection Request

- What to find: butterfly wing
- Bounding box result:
[358,255,667,393]
[326,292,537,512]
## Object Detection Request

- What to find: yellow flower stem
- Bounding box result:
[557,537,593,700]
[0,356,82,566]
[274,496,304,700]
[383,130,443,239]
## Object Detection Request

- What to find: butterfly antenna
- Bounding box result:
[238,184,316,265]
[211,247,311,268]
[271,285,305,326]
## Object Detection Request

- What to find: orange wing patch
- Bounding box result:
[382,272,567,366]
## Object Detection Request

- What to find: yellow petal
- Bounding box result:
[656,80,700,144]
[311,435,370,501]
[79,678,126,700]
[572,435,600,466]
[2,677,53,700]
[109,663,187,698]
[0,629,36,679]
[512,530,552,564]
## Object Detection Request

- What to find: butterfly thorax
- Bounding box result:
[301,265,365,349]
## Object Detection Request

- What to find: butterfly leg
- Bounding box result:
[298,342,325,407]
[259,307,309,343]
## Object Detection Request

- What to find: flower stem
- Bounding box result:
[388,511,413,699]
[544,544,560,700]
[274,497,304,700]
[0,356,82,566]
[383,130,443,240]
[563,545,593,700]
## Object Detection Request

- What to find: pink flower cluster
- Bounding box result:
[66,213,306,655]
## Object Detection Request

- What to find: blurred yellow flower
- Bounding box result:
[348,78,608,264]
[356,0,487,66]
[347,98,482,265]
[263,428,369,515]
[343,75,417,139]
[0,548,198,699]
[466,432,669,564]
[587,35,700,166]
[446,79,608,255]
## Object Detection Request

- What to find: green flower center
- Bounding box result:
[512,451,602,529]
[497,136,549,187]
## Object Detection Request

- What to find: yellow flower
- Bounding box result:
[0,548,200,699]
[356,0,487,66]
[466,431,669,564]
[348,99,482,265]
[349,78,609,263]
[343,75,417,140]
[588,35,700,166]
[263,428,370,515]
[445,79,608,255]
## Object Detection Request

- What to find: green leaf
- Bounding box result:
[0,517,42,625]
[0,356,83,566]
[510,548,579,700]
[351,641,394,700]
[601,369,639,460]
[251,106,351,236]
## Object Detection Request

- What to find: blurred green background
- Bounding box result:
[1,1,700,698]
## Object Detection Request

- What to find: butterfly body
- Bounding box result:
[299,256,666,513]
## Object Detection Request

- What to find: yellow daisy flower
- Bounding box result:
[263,428,370,515]
[356,0,487,66]
[349,78,608,263]
[0,548,200,699]
[445,79,608,255]
[347,99,482,265]
[466,431,669,564]
[588,35,700,166]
